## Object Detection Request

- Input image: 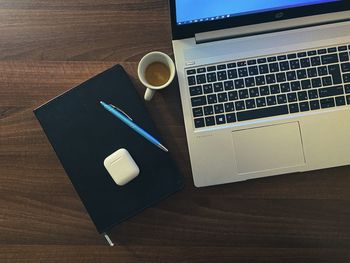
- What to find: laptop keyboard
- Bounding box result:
[186,44,350,128]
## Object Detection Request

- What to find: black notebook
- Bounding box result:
[34,65,184,234]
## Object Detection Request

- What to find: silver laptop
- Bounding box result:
[169,0,350,187]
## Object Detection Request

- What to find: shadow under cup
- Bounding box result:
[138,52,176,101]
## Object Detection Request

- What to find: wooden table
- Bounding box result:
[1,1,350,262]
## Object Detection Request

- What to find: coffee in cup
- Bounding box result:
[138,52,176,101]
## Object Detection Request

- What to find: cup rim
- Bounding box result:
[137,51,176,90]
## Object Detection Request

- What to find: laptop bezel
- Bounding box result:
[169,0,350,40]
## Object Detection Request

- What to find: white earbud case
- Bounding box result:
[104,148,140,186]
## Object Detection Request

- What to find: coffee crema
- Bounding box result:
[145,62,170,86]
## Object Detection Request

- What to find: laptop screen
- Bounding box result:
[176,0,340,25]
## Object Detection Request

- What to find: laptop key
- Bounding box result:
[203,84,213,94]
[196,74,206,84]
[341,63,350,72]
[322,76,332,86]
[224,102,235,112]
[347,95,350,104]
[228,91,238,101]
[239,89,249,99]
[311,56,321,66]
[206,72,217,82]
[191,96,207,107]
[197,68,206,73]
[280,83,291,93]
[245,77,255,87]
[299,102,310,112]
[289,103,299,113]
[312,78,322,88]
[286,71,297,81]
[248,66,259,76]
[297,69,307,79]
[237,105,289,121]
[276,72,286,82]
[234,79,245,89]
[319,85,344,98]
[226,113,237,123]
[189,86,202,96]
[335,96,346,106]
[214,104,224,114]
[320,98,335,108]
[192,107,203,117]
[218,92,228,102]
[308,89,318,99]
[207,94,217,104]
[318,66,328,76]
[247,59,257,65]
[259,64,269,74]
[224,80,234,90]
[339,52,349,62]
[266,74,276,84]
[217,64,226,70]
[235,101,246,111]
[301,79,311,89]
[238,68,248,77]
[260,86,269,96]
[216,115,226,125]
[204,105,214,115]
[194,118,205,128]
[307,68,317,78]
[269,63,279,72]
[207,66,216,72]
[255,76,266,85]
[328,64,342,84]
[345,84,350,94]
[270,84,280,94]
[217,71,227,81]
[267,95,277,105]
[277,94,287,104]
[279,61,290,71]
[205,116,215,126]
[249,88,259,97]
[228,69,238,79]
[257,58,267,64]
[328,47,337,53]
[246,99,256,109]
[344,73,350,83]
[187,69,196,75]
[291,81,301,91]
[300,58,311,68]
[287,92,297,102]
[298,91,308,101]
[188,76,196,86]
[321,54,339,64]
[310,100,320,110]
[214,82,224,92]
[290,60,300,69]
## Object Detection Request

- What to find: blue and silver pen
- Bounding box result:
[100,101,168,152]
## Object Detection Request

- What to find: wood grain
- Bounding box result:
[1,1,350,262]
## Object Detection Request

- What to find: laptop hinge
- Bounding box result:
[195,11,350,44]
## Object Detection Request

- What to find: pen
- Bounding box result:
[100,101,168,152]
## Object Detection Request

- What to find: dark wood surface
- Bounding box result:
[1,1,350,262]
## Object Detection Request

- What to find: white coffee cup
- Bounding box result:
[138,51,176,101]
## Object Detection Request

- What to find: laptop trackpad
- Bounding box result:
[232,122,305,175]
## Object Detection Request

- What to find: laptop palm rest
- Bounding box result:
[232,122,306,175]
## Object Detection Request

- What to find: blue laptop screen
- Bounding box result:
[176,0,339,25]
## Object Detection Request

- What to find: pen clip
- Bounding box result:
[109,104,133,121]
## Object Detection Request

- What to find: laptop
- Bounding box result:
[169,0,350,187]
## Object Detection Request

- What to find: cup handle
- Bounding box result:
[144,88,156,101]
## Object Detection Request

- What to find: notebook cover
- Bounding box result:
[33,64,184,233]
